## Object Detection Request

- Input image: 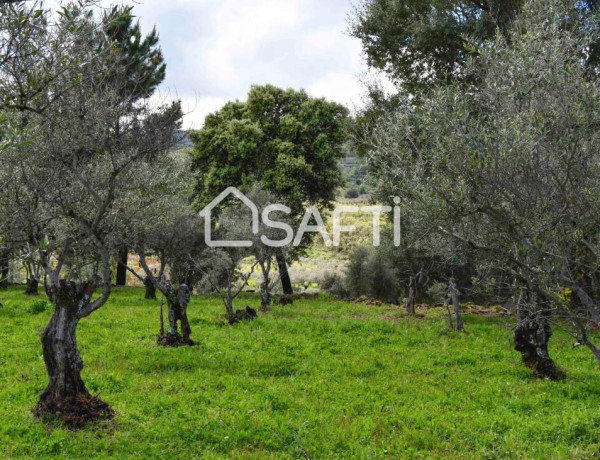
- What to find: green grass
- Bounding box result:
[1,287,599,459]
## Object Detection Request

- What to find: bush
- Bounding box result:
[28,299,50,315]
[319,271,339,291]
[345,188,359,199]
[425,282,448,304]
[329,277,351,299]
[345,247,371,298]
[364,249,400,304]
[321,271,350,298]
[339,246,401,304]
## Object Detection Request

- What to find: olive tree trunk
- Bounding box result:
[448,280,463,331]
[406,276,417,314]
[260,281,271,311]
[144,276,156,300]
[514,288,564,380]
[225,280,236,322]
[165,283,192,344]
[137,250,194,346]
[25,277,39,296]
[259,258,275,311]
[406,271,429,315]
[35,280,113,425]
[0,249,9,289]
[40,289,85,402]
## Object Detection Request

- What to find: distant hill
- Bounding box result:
[339,147,378,199]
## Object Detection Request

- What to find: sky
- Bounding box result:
[49,0,373,129]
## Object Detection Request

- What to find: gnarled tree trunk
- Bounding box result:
[137,250,194,346]
[144,276,156,300]
[0,249,9,289]
[35,281,112,426]
[158,283,193,346]
[25,277,39,295]
[514,288,564,380]
[260,281,271,311]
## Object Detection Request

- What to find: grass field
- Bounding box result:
[1,287,600,459]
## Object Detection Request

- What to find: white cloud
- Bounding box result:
[307,72,363,107]
[46,0,368,128]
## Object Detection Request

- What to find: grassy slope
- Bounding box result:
[1,287,599,459]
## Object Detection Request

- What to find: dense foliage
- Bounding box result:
[349,0,524,95]
[365,0,600,374]
[101,5,166,100]
[190,84,348,215]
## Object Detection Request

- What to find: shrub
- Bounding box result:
[340,246,401,304]
[345,247,371,298]
[426,282,448,304]
[28,299,50,315]
[326,275,350,299]
[321,271,350,298]
[364,249,400,304]
[319,271,339,291]
[345,188,359,199]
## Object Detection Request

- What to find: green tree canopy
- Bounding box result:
[349,0,600,96]
[367,0,600,376]
[101,5,166,99]
[99,5,168,286]
[349,0,524,95]
[190,84,348,215]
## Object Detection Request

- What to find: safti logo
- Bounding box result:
[199,187,402,248]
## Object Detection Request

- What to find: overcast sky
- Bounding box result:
[58,0,371,129]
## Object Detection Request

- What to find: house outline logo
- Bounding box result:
[200,187,403,249]
[199,187,259,247]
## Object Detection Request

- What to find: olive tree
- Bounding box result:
[0,0,48,287]
[199,246,258,324]
[135,212,205,346]
[198,210,259,324]
[0,3,182,424]
[194,186,290,321]
[114,150,206,346]
[366,0,600,379]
